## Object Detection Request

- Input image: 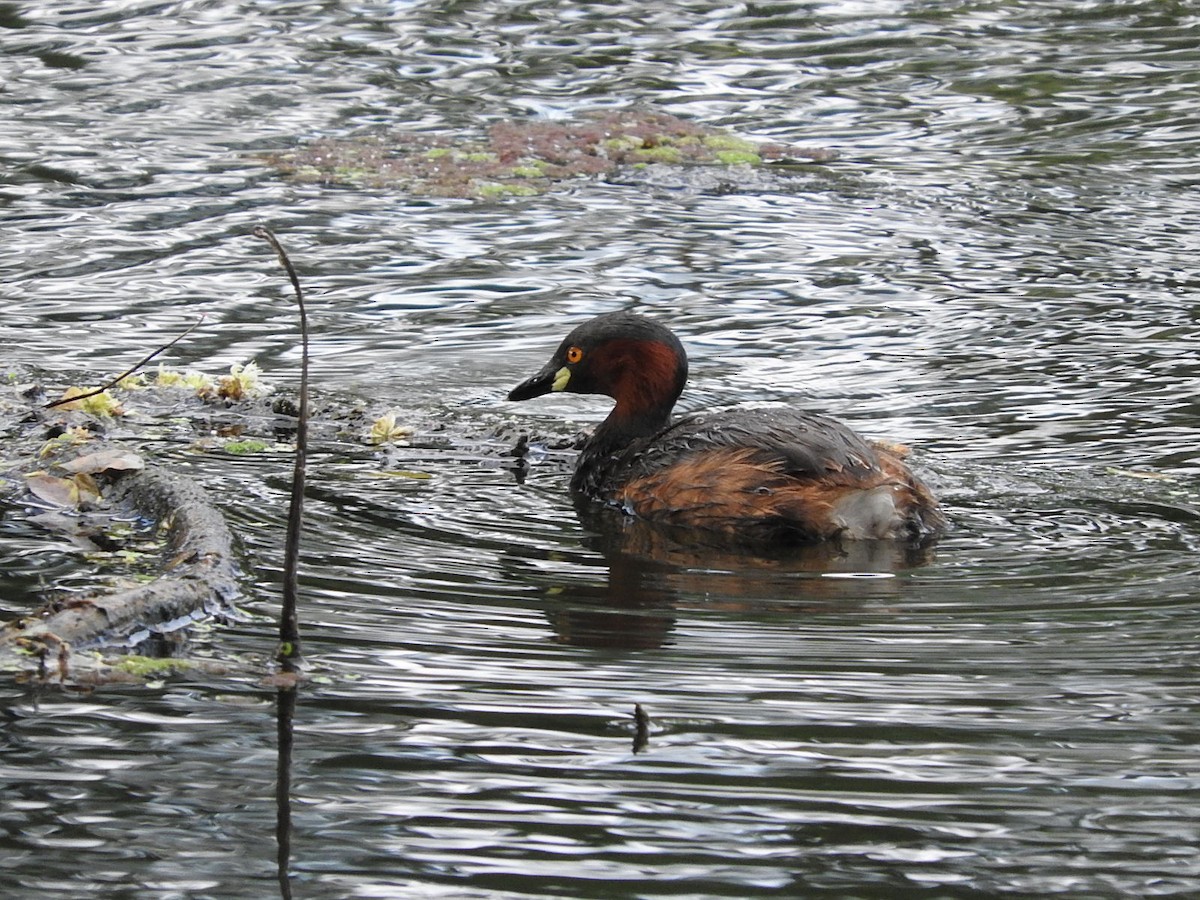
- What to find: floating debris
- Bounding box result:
[369,411,414,446]
[263,109,837,199]
[51,386,124,417]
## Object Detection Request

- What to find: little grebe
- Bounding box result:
[508,311,943,543]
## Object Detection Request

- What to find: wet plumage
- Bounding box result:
[508,311,943,544]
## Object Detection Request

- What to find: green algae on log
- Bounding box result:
[263,110,837,199]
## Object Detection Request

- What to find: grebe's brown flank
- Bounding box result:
[508,311,943,544]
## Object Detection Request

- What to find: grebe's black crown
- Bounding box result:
[562,310,686,358]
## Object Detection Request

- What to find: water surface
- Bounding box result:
[2,2,1200,897]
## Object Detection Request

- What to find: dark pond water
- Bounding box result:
[3,1,1200,897]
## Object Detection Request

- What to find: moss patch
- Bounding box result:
[222,439,270,455]
[110,655,194,677]
[263,109,837,200]
[714,150,762,165]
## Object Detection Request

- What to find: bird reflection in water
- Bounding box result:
[543,495,937,651]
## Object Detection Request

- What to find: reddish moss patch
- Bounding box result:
[263,109,836,199]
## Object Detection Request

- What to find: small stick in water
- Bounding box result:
[633,703,651,753]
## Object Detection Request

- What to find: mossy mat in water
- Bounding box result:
[263,110,836,199]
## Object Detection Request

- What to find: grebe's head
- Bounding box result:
[507,311,688,422]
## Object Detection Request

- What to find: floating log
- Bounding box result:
[0,461,240,682]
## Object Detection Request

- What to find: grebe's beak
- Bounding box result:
[507,360,571,401]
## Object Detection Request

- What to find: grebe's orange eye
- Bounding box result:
[565,346,584,364]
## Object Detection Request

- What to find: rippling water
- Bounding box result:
[3,1,1200,897]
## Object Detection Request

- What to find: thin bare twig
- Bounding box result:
[44,315,206,409]
[252,225,308,667]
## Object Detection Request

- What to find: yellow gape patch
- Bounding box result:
[552,366,571,392]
